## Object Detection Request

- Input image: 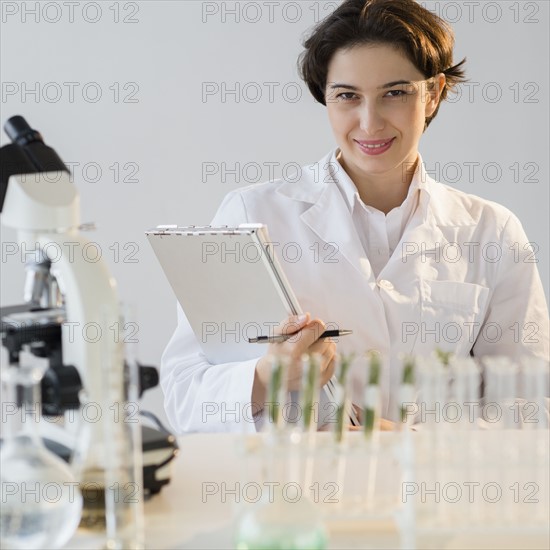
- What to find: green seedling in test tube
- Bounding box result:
[302,355,319,431]
[435,348,453,367]
[400,356,416,424]
[268,357,284,427]
[364,352,381,437]
[335,354,354,443]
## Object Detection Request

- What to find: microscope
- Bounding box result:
[0,116,177,494]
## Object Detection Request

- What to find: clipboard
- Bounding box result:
[146,223,359,426]
[146,223,300,363]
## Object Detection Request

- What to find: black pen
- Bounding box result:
[248,329,353,344]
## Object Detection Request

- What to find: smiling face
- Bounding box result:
[325,43,442,188]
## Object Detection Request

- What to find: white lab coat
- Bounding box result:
[161,150,549,433]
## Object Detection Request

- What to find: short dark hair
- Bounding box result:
[298,0,467,127]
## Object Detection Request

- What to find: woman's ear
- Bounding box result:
[424,73,446,118]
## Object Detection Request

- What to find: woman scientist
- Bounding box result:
[161,0,549,433]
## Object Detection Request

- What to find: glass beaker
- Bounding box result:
[71,304,145,548]
[0,347,82,549]
[235,353,328,550]
[234,485,328,550]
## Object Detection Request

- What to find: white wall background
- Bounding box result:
[1,0,548,426]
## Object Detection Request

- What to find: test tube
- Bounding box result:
[398,355,416,429]
[102,306,145,550]
[415,355,447,430]
[363,351,382,512]
[483,356,522,525]
[330,354,354,512]
[416,355,450,527]
[449,356,482,524]
[265,354,289,435]
[450,356,481,430]
[332,353,354,445]
[363,351,382,439]
[483,356,519,429]
[520,356,549,429]
[520,356,549,525]
[262,354,291,492]
[298,353,321,488]
[299,353,321,436]
[396,357,416,547]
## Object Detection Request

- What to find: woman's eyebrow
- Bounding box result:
[378,80,413,89]
[328,80,413,91]
[328,83,360,90]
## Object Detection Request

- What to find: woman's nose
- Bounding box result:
[358,101,385,134]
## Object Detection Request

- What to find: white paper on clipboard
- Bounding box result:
[146,223,301,363]
[146,223,360,426]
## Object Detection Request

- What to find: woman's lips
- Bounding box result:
[355,138,395,156]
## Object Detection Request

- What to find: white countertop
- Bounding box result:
[68,431,550,550]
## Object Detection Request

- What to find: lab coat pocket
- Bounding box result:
[418,279,490,354]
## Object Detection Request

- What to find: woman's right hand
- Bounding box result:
[251,313,336,408]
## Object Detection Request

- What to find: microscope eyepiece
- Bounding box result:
[4,115,44,147]
[2,115,67,174]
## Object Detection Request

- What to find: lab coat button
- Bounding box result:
[378,279,394,291]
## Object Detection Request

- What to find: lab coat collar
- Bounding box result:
[275,149,476,228]
[331,149,427,221]
[276,150,476,279]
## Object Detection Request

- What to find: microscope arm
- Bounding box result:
[2,171,124,407]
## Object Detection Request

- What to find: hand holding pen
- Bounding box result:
[251,313,346,405]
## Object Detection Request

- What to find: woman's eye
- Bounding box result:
[385,89,407,98]
[337,92,358,101]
